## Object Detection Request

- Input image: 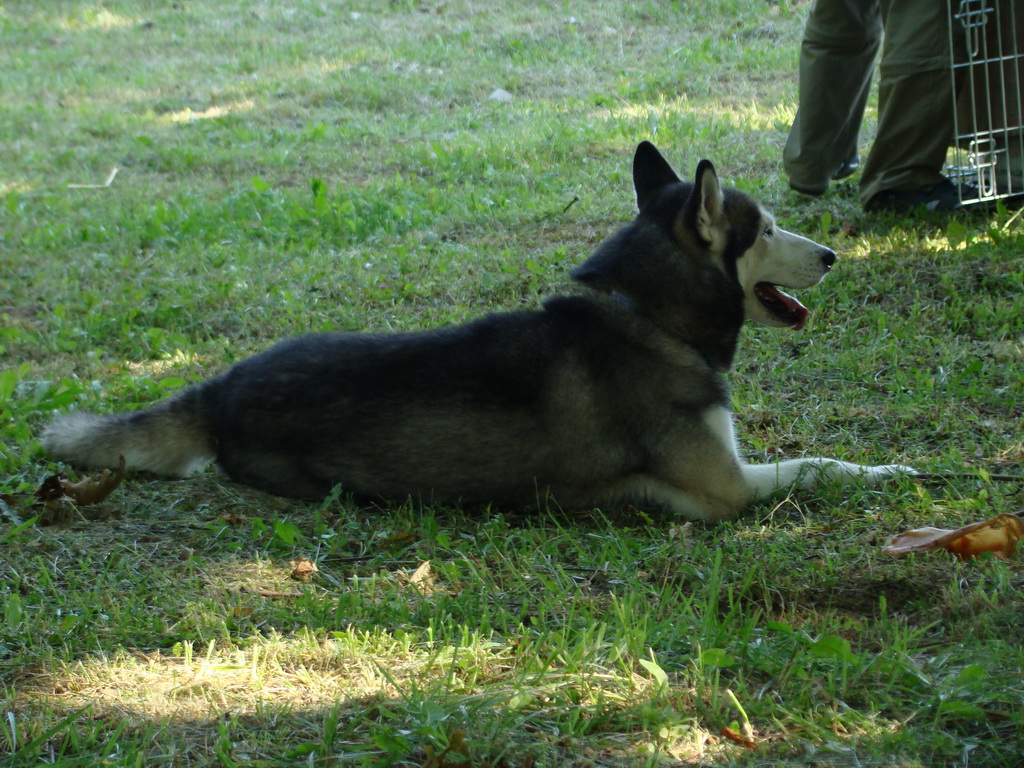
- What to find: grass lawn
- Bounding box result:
[3,0,1024,765]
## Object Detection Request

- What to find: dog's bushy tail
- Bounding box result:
[42,386,215,476]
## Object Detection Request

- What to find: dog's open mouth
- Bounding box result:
[755,282,809,330]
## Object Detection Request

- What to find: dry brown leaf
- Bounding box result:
[883,513,1024,560]
[32,474,78,524]
[34,473,69,510]
[59,455,126,505]
[290,558,319,582]
[720,725,757,749]
[668,522,694,554]
[400,560,436,595]
[33,456,126,524]
[408,560,432,586]
[421,730,470,768]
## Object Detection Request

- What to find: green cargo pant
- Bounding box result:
[783,0,958,206]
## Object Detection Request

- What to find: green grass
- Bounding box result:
[3,0,1024,765]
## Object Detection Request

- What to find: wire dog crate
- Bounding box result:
[947,0,1023,205]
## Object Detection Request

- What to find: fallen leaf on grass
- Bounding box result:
[421,730,470,768]
[32,474,78,524]
[35,456,126,508]
[32,456,126,524]
[34,474,69,509]
[290,558,319,582]
[60,455,126,504]
[407,560,433,588]
[668,521,693,554]
[720,725,757,748]
[883,513,1024,560]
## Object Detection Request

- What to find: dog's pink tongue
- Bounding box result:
[764,285,810,330]
[785,292,810,330]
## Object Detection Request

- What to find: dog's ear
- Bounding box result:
[687,159,725,245]
[633,141,680,211]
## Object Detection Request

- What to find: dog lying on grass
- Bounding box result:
[43,142,911,521]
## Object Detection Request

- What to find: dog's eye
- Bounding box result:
[763,226,774,238]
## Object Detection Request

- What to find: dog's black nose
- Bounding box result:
[821,249,837,269]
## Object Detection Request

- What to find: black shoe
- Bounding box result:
[832,155,859,181]
[789,156,860,196]
[864,179,964,213]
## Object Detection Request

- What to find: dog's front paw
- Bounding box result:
[859,463,917,484]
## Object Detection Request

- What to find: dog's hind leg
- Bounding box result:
[634,476,752,523]
[629,405,757,522]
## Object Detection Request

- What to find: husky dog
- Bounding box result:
[43,142,910,522]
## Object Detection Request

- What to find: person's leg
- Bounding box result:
[784,0,882,195]
[860,0,960,208]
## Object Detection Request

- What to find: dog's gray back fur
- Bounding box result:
[43,142,770,508]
